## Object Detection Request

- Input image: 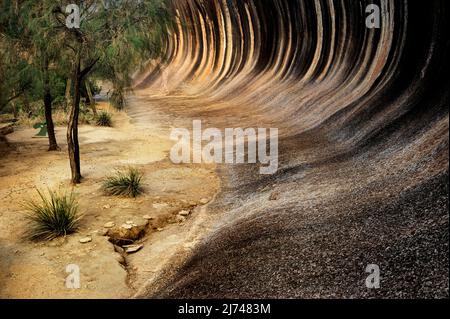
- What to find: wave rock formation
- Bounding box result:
[135,0,449,298]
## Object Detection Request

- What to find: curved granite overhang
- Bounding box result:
[135,0,449,298]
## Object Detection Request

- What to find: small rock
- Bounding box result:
[104,222,115,228]
[157,227,164,232]
[79,237,92,244]
[269,192,280,201]
[142,215,154,220]
[178,210,190,216]
[108,220,148,244]
[176,215,187,223]
[102,204,111,209]
[126,221,134,225]
[200,198,209,205]
[123,244,143,254]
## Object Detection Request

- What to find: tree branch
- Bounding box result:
[80,57,99,79]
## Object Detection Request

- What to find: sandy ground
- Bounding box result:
[0,102,220,298]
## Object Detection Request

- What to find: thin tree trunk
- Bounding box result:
[23,93,31,115]
[85,80,97,116]
[11,91,18,118]
[67,53,98,184]
[65,78,72,112]
[43,57,59,151]
[67,57,82,184]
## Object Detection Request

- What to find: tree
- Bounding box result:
[0,0,61,151]
[0,44,31,113]
[1,0,171,183]
[49,0,171,184]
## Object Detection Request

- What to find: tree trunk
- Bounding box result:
[65,78,72,111]
[43,58,59,151]
[67,58,82,184]
[85,80,97,116]
[11,102,18,118]
[66,53,98,184]
[23,93,31,115]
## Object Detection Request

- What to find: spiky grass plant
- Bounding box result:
[103,167,144,198]
[96,111,112,127]
[24,190,82,241]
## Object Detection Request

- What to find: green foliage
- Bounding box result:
[24,189,82,241]
[73,0,173,98]
[0,39,33,112]
[1,0,173,113]
[96,111,112,127]
[103,167,144,198]
[110,89,126,110]
[0,1,70,113]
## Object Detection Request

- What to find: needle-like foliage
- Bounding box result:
[103,167,144,198]
[96,110,112,126]
[24,189,82,241]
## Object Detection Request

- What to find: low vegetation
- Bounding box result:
[24,189,82,241]
[103,167,144,198]
[96,111,112,127]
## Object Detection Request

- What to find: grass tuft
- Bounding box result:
[103,167,143,198]
[96,111,112,127]
[24,190,82,241]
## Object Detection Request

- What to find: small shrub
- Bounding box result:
[24,190,82,241]
[96,111,112,127]
[103,167,143,198]
[110,89,126,110]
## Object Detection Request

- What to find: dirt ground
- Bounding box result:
[0,101,220,298]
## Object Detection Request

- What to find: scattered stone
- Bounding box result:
[107,220,149,245]
[200,198,209,205]
[79,237,92,244]
[176,215,187,223]
[104,222,115,228]
[157,227,164,232]
[102,204,111,209]
[143,215,154,220]
[123,244,143,254]
[269,191,280,201]
[178,210,190,216]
